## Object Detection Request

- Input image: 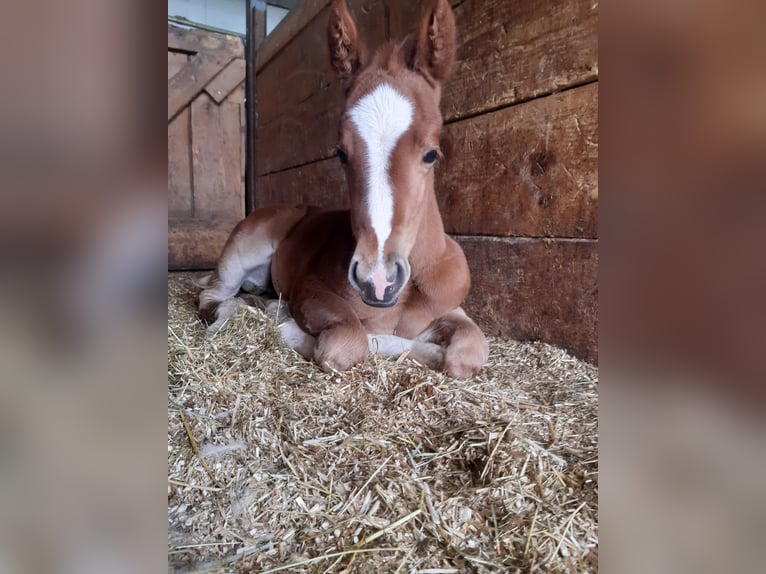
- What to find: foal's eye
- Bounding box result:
[422,149,438,164]
[337,147,348,164]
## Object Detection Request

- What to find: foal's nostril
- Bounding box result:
[348,260,362,291]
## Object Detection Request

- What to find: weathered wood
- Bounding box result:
[168,51,188,80]
[255,0,330,73]
[438,82,598,238]
[168,224,234,270]
[443,0,598,122]
[256,157,347,209]
[168,108,192,218]
[168,25,244,57]
[457,236,598,364]
[256,1,387,127]
[191,93,245,222]
[168,51,235,121]
[204,58,246,103]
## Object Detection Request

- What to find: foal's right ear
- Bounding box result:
[327,0,368,82]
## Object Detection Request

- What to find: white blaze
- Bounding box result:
[349,83,414,258]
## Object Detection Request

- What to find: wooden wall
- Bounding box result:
[168,25,247,269]
[254,0,598,363]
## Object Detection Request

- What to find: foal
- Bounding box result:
[198,0,488,378]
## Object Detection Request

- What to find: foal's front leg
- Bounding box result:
[291,289,368,373]
[416,307,489,379]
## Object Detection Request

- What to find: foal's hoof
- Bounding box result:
[444,339,489,379]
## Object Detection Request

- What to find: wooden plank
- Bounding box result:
[168,224,234,270]
[168,25,244,57]
[457,236,598,364]
[168,108,192,218]
[168,51,235,122]
[255,0,330,73]
[256,157,347,209]
[191,93,244,221]
[204,58,246,104]
[438,82,598,238]
[168,52,188,80]
[443,0,598,121]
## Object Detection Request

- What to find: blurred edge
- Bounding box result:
[0,1,167,573]
[601,0,766,573]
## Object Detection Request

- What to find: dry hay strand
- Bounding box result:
[168,272,598,573]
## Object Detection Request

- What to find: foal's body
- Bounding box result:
[199,0,488,378]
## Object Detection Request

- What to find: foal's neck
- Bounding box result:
[409,183,448,268]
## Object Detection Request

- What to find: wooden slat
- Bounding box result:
[457,236,598,364]
[444,0,598,121]
[438,82,598,238]
[168,224,234,270]
[204,58,246,104]
[168,52,188,80]
[191,93,245,221]
[168,108,192,218]
[168,51,235,121]
[256,157,347,209]
[168,25,244,57]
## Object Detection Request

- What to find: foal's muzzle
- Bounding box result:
[348,257,409,307]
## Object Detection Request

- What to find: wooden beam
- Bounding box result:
[204,58,246,103]
[168,51,235,122]
[438,82,598,238]
[168,24,243,56]
[246,0,267,214]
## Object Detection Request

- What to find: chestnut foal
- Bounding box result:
[198,0,488,378]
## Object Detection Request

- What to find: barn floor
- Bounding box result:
[168,272,598,573]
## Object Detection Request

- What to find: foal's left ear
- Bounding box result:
[412,0,457,84]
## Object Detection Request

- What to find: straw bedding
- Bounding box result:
[168,272,598,573]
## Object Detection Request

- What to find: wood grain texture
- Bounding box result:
[168,51,188,80]
[168,224,233,270]
[168,108,192,218]
[168,25,243,57]
[438,82,598,238]
[457,236,598,363]
[204,58,246,104]
[256,157,348,209]
[168,51,234,121]
[191,93,245,222]
[443,0,598,122]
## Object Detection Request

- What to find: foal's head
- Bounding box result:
[328,0,456,307]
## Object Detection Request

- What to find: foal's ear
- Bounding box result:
[412,0,457,84]
[328,0,368,82]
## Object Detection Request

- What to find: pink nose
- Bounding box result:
[370,262,393,300]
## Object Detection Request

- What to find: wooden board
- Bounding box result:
[190,93,244,222]
[168,224,233,270]
[438,82,598,238]
[168,51,235,121]
[443,0,598,122]
[168,25,243,57]
[457,236,598,363]
[204,58,246,104]
[256,157,347,209]
[168,108,192,218]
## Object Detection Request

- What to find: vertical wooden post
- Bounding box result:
[245,0,267,214]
